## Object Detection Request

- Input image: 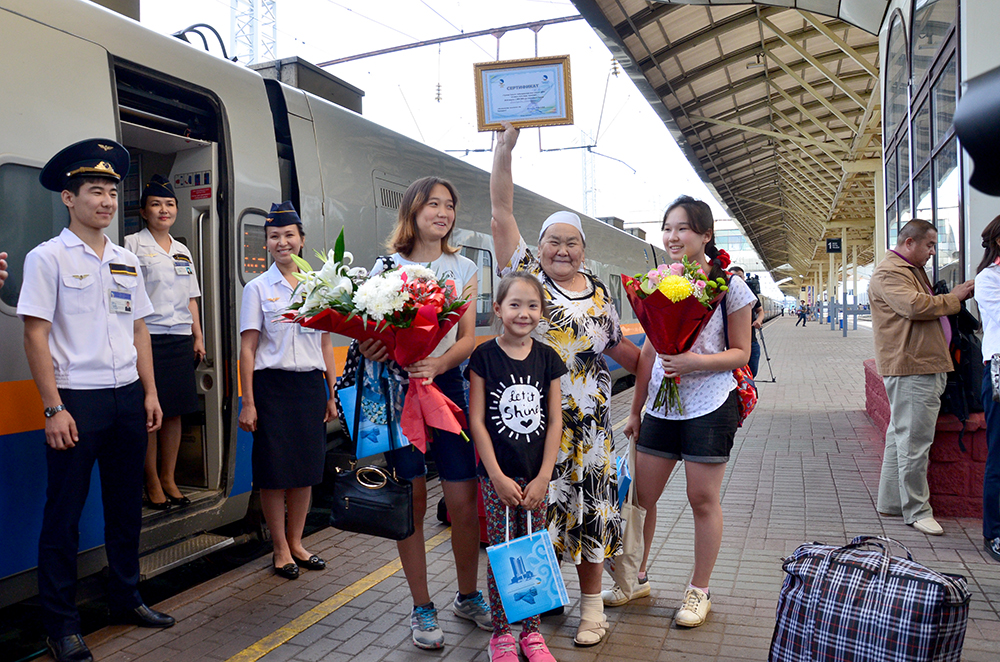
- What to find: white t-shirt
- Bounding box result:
[371,251,478,358]
[644,275,756,420]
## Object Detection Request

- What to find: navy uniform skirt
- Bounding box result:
[251,368,326,489]
[150,334,199,418]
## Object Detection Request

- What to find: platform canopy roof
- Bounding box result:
[572,0,889,292]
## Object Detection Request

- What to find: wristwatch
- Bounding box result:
[44,404,66,418]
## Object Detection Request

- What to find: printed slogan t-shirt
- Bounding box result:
[466,339,568,480]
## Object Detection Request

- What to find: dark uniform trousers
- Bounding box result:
[38,380,147,638]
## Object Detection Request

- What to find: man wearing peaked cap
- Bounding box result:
[19,139,175,662]
[39,138,130,192]
[265,200,302,226]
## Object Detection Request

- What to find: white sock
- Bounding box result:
[688,583,709,597]
[580,592,604,623]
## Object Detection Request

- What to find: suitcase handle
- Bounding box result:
[844,535,914,561]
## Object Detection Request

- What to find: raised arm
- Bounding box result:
[490,121,522,270]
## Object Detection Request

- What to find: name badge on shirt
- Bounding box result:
[110,290,133,314]
[173,254,193,275]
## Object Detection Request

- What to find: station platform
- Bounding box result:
[60,317,1000,662]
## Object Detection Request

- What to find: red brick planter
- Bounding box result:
[864,358,985,518]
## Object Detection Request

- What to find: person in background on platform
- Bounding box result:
[467,272,567,662]
[491,121,640,647]
[124,176,205,511]
[729,266,764,377]
[358,176,490,649]
[869,219,974,536]
[974,214,1000,562]
[19,139,175,662]
[795,300,808,327]
[0,250,8,289]
[238,202,337,580]
[615,195,754,628]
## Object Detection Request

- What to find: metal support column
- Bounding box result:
[852,243,859,330]
[841,227,848,336]
[829,250,835,330]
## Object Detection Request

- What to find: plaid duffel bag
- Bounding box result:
[769,536,970,662]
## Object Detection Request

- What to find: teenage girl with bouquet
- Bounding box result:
[613,195,755,628]
[467,272,567,662]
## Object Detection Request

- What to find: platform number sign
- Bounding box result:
[826,238,842,254]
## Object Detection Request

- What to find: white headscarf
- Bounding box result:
[538,211,586,244]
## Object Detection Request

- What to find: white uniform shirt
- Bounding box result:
[240,262,325,372]
[976,264,1000,360]
[371,251,478,358]
[644,275,757,420]
[17,228,155,390]
[124,229,201,335]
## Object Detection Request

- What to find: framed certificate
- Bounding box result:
[474,55,574,132]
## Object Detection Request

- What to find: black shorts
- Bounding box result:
[636,390,739,463]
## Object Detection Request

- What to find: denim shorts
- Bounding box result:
[636,390,739,463]
[385,366,477,482]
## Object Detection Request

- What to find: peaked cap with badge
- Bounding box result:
[39,138,130,192]
[265,200,302,227]
[140,174,177,205]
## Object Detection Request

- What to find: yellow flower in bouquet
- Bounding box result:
[657,275,693,302]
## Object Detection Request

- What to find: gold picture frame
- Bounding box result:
[473,55,574,132]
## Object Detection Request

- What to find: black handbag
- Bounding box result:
[329,348,415,541]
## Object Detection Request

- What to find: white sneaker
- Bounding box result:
[911,517,944,536]
[601,577,651,607]
[675,587,711,627]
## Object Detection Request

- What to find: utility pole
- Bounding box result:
[231,0,277,64]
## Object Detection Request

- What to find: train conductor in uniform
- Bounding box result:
[18,139,176,662]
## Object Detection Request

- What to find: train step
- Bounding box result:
[138,533,236,580]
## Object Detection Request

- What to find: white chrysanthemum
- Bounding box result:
[353,271,407,321]
[399,264,436,281]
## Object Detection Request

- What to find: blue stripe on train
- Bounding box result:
[0,429,106,578]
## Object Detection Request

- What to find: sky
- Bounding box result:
[137,0,783,296]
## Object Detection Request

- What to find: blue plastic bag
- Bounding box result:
[338,359,409,459]
[616,453,631,510]
[485,508,568,623]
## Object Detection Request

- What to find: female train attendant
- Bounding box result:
[238,202,338,580]
[124,175,205,510]
[975,214,1000,563]
[619,196,754,628]
[490,122,640,647]
[358,176,490,650]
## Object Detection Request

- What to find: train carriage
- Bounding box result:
[0,0,655,607]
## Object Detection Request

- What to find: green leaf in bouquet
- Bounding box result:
[334,227,346,265]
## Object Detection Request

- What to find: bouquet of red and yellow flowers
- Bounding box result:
[284,228,470,452]
[621,256,728,413]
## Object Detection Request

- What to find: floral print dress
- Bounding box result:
[501,238,623,564]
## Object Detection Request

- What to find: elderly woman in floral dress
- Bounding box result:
[489,122,640,647]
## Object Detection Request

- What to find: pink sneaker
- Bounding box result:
[488,633,519,662]
[520,631,557,661]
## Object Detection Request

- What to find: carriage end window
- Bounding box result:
[460,246,494,328]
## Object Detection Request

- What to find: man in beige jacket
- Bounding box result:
[869,219,974,535]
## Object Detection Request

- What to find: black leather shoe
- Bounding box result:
[110,603,176,628]
[166,493,191,507]
[273,556,300,579]
[46,634,93,662]
[292,554,326,570]
[986,537,1000,562]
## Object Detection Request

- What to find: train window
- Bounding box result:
[0,164,69,308]
[460,246,494,328]
[241,213,269,284]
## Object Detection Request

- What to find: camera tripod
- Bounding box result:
[756,325,776,383]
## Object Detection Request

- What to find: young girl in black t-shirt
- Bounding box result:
[466,272,567,662]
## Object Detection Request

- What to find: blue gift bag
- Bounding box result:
[338,359,409,459]
[616,453,631,510]
[485,508,568,623]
